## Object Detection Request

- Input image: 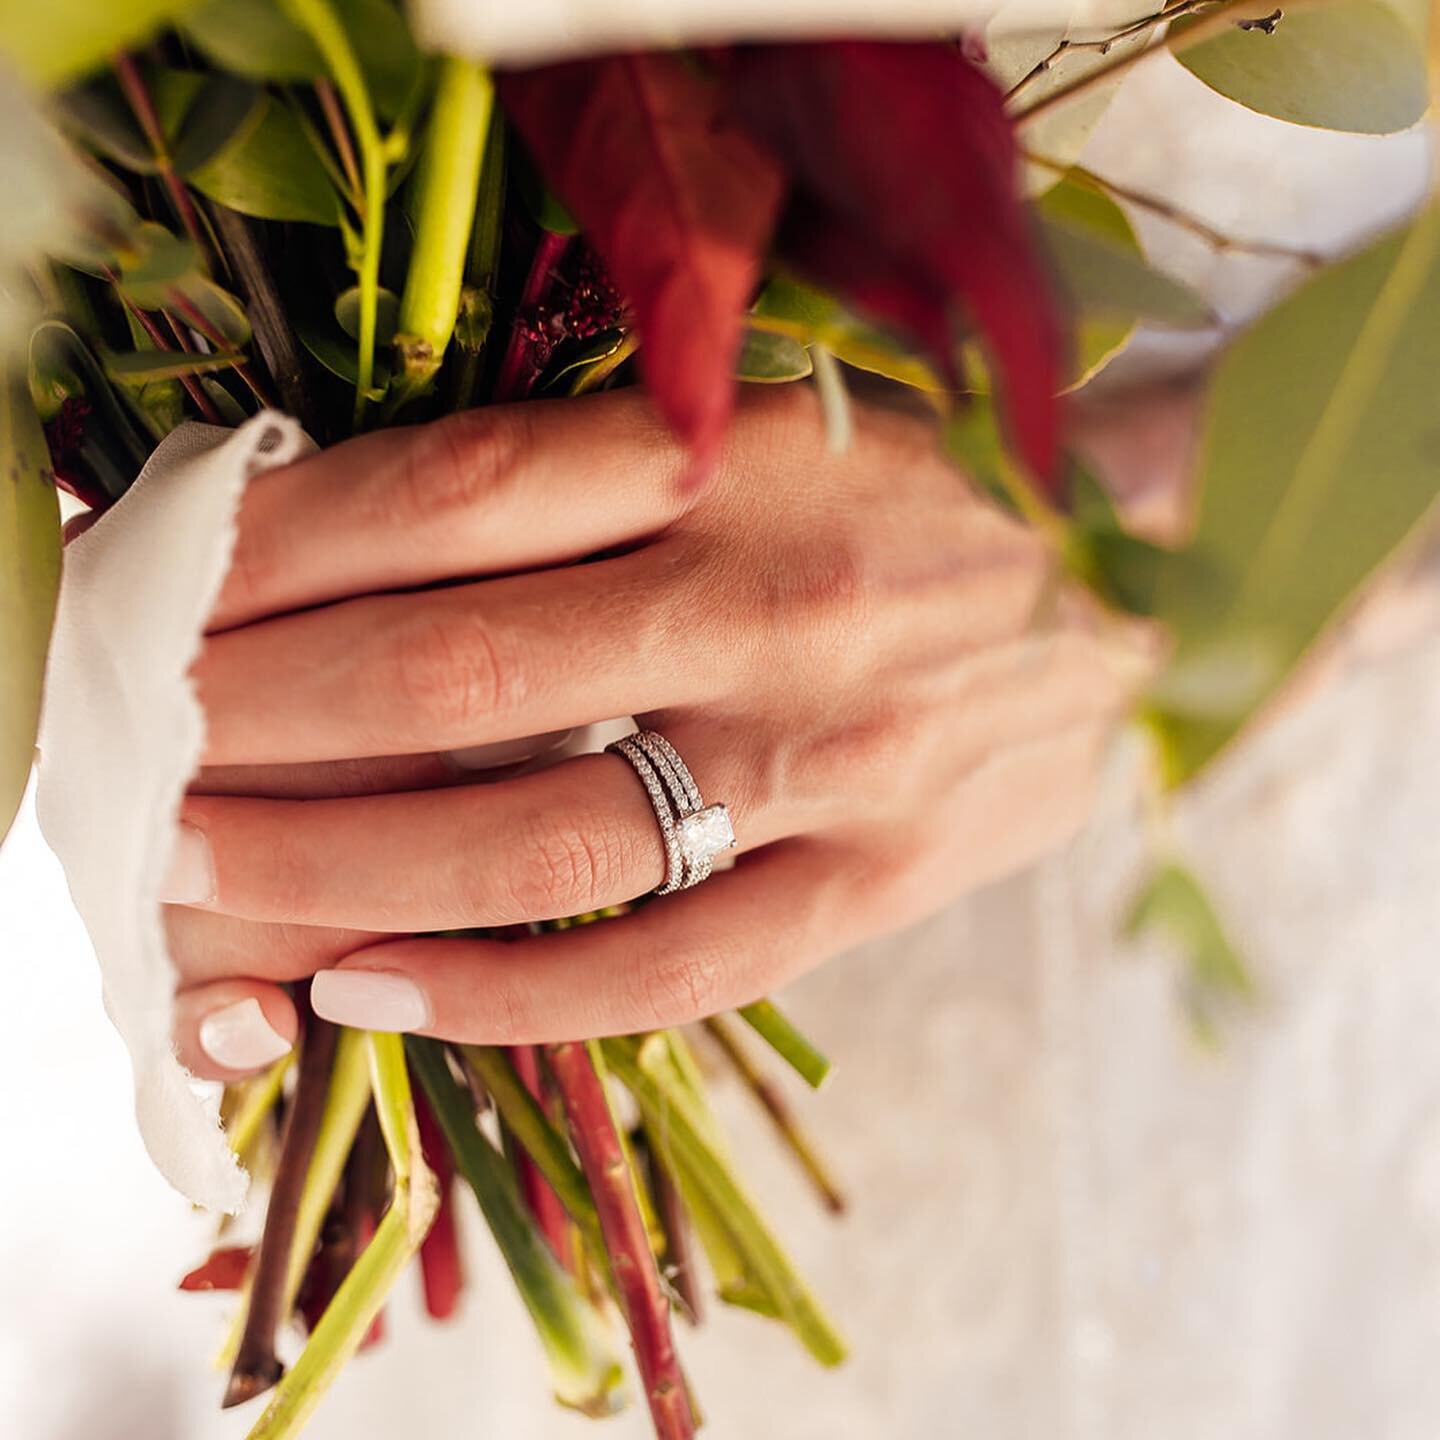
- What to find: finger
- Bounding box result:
[168,732,781,930]
[165,905,382,985]
[195,551,728,766]
[212,391,690,631]
[172,980,299,1081]
[309,841,853,1043]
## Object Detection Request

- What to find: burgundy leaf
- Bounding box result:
[727,42,1066,486]
[179,1244,253,1293]
[415,1087,465,1321]
[500,54,785,474]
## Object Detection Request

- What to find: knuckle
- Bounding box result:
[385,408,529,533]
[388,607,518,735]
[627,944,726,1029]
[503,811,628,920]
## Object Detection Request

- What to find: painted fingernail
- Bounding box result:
[199,998,292,1072]
[311,970,431,1032]
[160,822,215,904]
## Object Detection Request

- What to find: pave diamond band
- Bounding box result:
[607,730,736,895]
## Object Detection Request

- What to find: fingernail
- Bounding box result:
[199,998,292,1071]
[160,822,215,904]
[445,730,575,771]
[311,970,431,1032]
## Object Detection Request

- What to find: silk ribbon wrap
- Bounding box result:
[36,413,312,1213]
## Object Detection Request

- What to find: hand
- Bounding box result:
[164,386,1140,1078]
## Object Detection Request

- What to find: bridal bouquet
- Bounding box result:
[1,0,1437,1436]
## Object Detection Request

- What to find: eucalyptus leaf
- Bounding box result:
[103,348,246,383]
[1038,174,1215,331]
[0,0,197,89]
[1174,0,1426,135]
[1124,862,1253,1046]
[0,369,59,844]
[736,328,812,383]
[1145,209,1440,783]
[752,276,944,392]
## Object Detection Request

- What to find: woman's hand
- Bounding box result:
[164,386,1141,1078]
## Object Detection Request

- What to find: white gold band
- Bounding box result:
[607,730,736,895]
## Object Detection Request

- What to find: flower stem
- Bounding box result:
[737,999,832,1089]
[112,52,207,258]
[408,1037,626,1416]
[546,1041,695,1440]
[244,1034,437,1440]
[493,231,571,401]
[703,1016,846,1215]
[392,58,494,405]
[225,1012,338,1408]
[508,1046,573,1262]
[279,0,387,427]
[604,1036,847,1367]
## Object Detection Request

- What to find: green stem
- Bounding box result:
[279,0,387,427]
[245,1033,437,1440]
[737,999,832,1090]
[604,1036,847,1367]
[223,1054,294,1160]
[407,1038,626,1417]
[393,58,493,403]
[460,1046,607,1260]
[703,1016,846,1215]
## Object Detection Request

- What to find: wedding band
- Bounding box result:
[607,730,736,894]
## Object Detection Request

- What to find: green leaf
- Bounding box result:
[54,80,156,172]
[190,94,340,224]
[103,348,246,383]
[1062,464,1174,616]
[1037,173,1215,330]
[1174,0,1426,135]
[0,369,59,844]
[179,0,422,119]
[752,275,944,392]
[736,327,812,383]
[168,75,265,176]
[335,285,397,346]
[1124,862,1253,1046]
[1145,208,1440,783]
[0,0,198,89]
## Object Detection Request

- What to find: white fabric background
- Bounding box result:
[1,50,1436,1440]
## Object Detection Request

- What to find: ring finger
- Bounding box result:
[164,725,784,931]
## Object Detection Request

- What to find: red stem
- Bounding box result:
[113,287,223,423]
[545,1042,694,1440]
[225,1012,340,1408]
[415,1089,465,1321]
[508,1046,572,1264]
[112,52,208,257]
[492,231,571,402]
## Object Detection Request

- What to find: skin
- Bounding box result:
[162,384,1166,1079]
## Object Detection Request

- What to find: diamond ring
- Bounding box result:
[607,730,736,894]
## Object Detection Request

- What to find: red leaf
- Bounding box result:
[179,1244,253,1293]
[500,55,785,474]
[727,42,1066,486]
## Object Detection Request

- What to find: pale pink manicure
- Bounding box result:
[311,970,431,1032]
[159,822,215,904]
[199,998,292,1072]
